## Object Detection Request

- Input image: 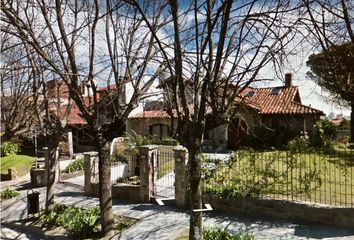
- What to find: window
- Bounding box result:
[246,91,255,97]
[149,124,169,138]
[270,87,281,95]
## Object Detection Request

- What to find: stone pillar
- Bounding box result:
[174,146,188,207]
[68,130,74,159]
[84,152,99,196]
[139,145,158,202]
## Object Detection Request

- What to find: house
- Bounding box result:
[46,79,128,153]
[127,101,177,139]
[229,73,324,148]
[127,74,324,150]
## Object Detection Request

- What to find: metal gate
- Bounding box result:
[152,149,175,198]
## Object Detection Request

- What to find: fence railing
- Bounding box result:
[154,150,175,198]
[202,148,354,207]
[110,154,137,184]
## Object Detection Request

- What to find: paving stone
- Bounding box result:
[1,181,354,240]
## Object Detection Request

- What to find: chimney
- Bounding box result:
[285,73,292,87]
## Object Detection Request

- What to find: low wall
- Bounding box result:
[111,163,129,183]
[0,168,17,181]
[204,195,354,229]
[30,169,46,187]
[60,170,84,181]
[90,182,142,202]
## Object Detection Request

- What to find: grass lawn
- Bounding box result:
[205,149,354,207]
[1,154,35,176]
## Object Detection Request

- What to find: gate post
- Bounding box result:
[174,146,188,207]
[139,145,158,202]
[84,152,99,196]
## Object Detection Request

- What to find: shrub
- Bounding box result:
[287,131,310,153]
[203,183,247,199]
[203,150,323,199]
[38,203,134,239]
[0,142,19,156]
[310,119,337,149]
[116,215,135,231]
[58,141,69,156]
[120,131,152,158]
[57,206,101,239]
[161,137,179,146]
[63,158,84,173]
[203,228,254,240]
[0,188,19,200]
[39,204,100,239]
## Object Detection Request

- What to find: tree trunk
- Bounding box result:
[187,142,203,240]
[0,129,15,143]
[96,132,115,235]
[350,101,354,143]
[45,135,60,213]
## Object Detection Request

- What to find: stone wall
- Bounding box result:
[0,168,17,181]
[204,195,354,229]
[90,182,142,202]
[126,118,177,136]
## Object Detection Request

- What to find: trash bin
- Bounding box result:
[27,189,40,217]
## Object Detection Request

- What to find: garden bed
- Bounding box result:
[13,203,137,239]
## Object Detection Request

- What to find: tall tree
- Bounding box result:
[0,31,39,142]
[1,0,165,235]
[127,0,301,239]
[302,0,354,141]
[307,42,354,141]
[1,25,71,212]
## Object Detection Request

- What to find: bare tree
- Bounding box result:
[0,31,39,142]
[1,21,72,212]
[1,0,165,235]
[126,0,302,239]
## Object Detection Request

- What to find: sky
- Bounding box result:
[5,0,350,119]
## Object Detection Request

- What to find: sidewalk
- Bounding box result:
[1,179,354,239]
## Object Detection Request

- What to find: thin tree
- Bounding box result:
[1,26,71,212]
[0,31,39,142]
[126,0,302,239]
[1,0,166,235]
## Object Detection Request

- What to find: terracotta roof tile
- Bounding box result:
[129,86,324,119]
[58,104,87,125]
[97,84,117,92]
[129,110,172,119]
[242,86,324,115]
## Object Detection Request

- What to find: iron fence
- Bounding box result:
[110,154,138,184]
[203,148,354,207]
[154,150,175,198]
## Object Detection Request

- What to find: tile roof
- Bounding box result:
[97,84,117,92]
[128,85,325,119]
[128,104,206,119]
[54,97,94,125]
[242,86,324,115]
[58,104,87,125]
[129,110,173,119]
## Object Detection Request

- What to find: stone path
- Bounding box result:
[1,179,354,239]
